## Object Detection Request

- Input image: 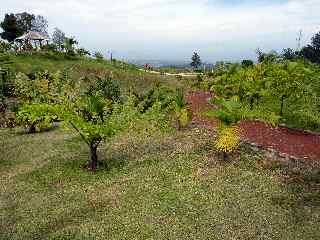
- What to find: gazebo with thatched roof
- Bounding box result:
[15,31,50,49]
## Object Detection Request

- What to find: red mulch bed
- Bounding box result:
[185,91,320,161]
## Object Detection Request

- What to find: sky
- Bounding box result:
[0,0,319,62]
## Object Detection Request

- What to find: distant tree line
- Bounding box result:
[190,31,320,71]
[0,12,48,42]
[256,31,320,64]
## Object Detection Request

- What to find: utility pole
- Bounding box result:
[296,30,303,51]
[107,50,113,61]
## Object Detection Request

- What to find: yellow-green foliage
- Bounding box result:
[176,107,192,128]
[172,89,192,129]
[16,103,59,132]
[14,71,62,103]
[215,125,242,153]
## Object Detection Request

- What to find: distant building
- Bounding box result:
[15,31,50,50]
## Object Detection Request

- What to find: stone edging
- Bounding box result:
[241,139,316,167]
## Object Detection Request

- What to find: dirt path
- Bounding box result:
[139,69,197,77]
[186,91,320,161]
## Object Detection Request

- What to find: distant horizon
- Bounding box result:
[1,0,319,62]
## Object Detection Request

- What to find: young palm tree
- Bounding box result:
[172,89,192,130]
[210,97,245,160]
[210,97,280,160]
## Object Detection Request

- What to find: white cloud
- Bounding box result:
[0,0,319,61]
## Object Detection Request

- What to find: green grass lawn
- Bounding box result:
[1,126,319,239]
[10,53,185,93]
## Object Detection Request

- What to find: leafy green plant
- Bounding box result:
[208,59,319,131]
[241,59,254,68]
[59,91,115,170]
[64,37,78,56]
[0,53,12,102]
[209,98,244,160]
[267,61,313,116]
[14,70,63,103]
[130,85,174,113]
[96,75,121,102]
[208,97,281,160]
[76,48,90,57]
[94,52,104,62]
[0,40,11,53]
[171,89,192,130]
[58,90,152,170]
[16,103,58,133]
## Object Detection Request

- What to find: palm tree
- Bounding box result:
[210,97,245,160]
[172,89,192,130]
[210,97,280,160]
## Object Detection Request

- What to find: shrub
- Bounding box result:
[0,53,13,101]
[130,85,174,113]
[77,48,90,57]
[14,70,63,103]
[40,44,57,52]
[241,59,254,68]
[0,110,16,128]
[96,76,121,102]
[208,60,319,131]
[16,103,58,133]
[0,40,11,53]
[94,52,104,62]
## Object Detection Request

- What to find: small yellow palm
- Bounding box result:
[215,125,242,153]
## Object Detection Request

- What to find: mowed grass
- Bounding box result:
[1,126,319,240]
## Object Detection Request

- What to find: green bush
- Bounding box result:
[241,59,254,68]
[96,76,121,102]
[94,52,104,62]
[0,40,11,53]
[208,60,320,131]
[16,103,59,133]
[14,70,63,103]
[77,48,90,57]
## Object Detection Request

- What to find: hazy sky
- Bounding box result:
[1,0,319,62]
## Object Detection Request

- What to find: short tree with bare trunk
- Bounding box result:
[60,91,117,170]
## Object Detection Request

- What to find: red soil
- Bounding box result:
[185,91,320,161]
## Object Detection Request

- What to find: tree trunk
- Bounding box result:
[280,95,285,116]
[250,98,254,110]
[177,120,181,130]
[218,151,229,161]
[222,151,229,161]
[89,143,98,170]
[29,124,36,134]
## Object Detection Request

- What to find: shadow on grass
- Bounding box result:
[15,124,60,135]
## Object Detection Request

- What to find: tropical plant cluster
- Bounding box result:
[204,59,320,131]
[2,59,193,170]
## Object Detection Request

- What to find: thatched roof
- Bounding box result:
[16,31,49,41]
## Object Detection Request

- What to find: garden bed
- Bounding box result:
[186,91,320,162]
